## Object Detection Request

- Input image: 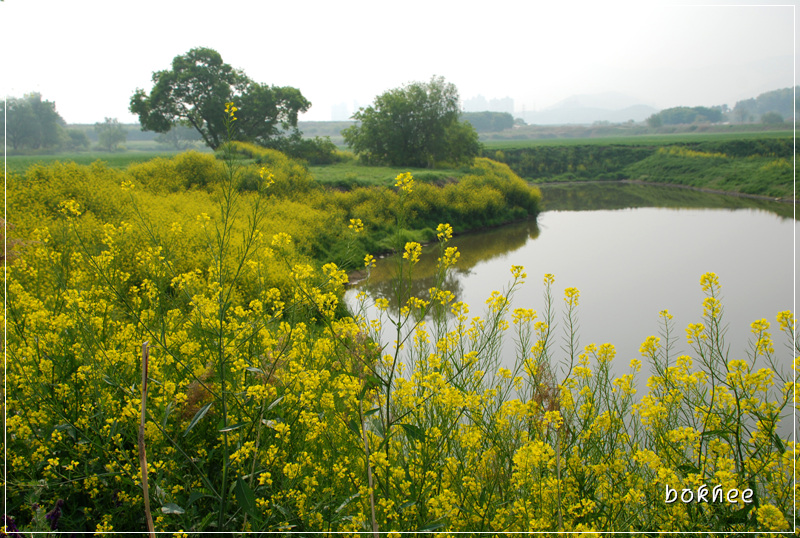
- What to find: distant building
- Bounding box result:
[463,95,489,112]
[489,97,514,115]
[463,95,514,114]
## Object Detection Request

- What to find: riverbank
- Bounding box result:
[486,132,794,199]
[534,178,797,204]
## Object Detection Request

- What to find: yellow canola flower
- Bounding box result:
[258,167,275,188]
[700,272,720,292]
[436,222,453,242]
[403,241,422,265]
[776,310,795,331]
[512,308,536,324]
[703,296,722,318]
[58,199,82,217]
[639,335,660,356]
[271,232,292,248]
[364,253,376,268]
[756,504,790,531]
[348,218,364,233]
[564,287,580,307]
[225,101,238,119]
[597,342,615,364]
[438,246,459,269]
[686,322,705,344]
[395,171,414,194]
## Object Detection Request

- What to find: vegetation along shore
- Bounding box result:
[3,59,796,533]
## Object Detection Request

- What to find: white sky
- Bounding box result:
[2,0,796,124]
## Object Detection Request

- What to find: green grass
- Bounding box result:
[623,151,794,198]
[309,162,466,189]
[480,132,795,199]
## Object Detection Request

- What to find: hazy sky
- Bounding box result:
[2,0,795,124]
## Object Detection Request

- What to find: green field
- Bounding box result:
[482,129,794,149]
[481,131,795,199]
[308,162,465,189]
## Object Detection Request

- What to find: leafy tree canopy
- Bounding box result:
[733,86,798,123]
[461,111,515,133]
[760,111,784,125]
[646,106,722,127]
[343,76,480,168]
[130,47,311,150]
[95,117,127,152]
[2,93,66,151]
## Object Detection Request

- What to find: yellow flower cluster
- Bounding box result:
[58,199,82,217]
[402,241,422,265]
[348,218,364,233]
[436,222,453,242]
[225,101,238,120]
[259,166,276,188]
[658,146,728,159]
[394,171,414,194]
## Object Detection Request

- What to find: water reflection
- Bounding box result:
[540,182,796,219]
[347,183,797,437]
[358,219,540,311]
[347,184,795,379]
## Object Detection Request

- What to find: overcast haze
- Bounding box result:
[2,0,796,125]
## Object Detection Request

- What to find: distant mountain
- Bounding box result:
[520,92,657,125]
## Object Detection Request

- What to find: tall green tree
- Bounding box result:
[2,93,66,151]
[130,47,310,150]
[461,111,515,133]
[343,76,480,168]
[95,117,127,151]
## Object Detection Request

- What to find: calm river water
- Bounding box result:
[346,183,796,389]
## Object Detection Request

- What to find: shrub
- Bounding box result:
[127,151,226,192]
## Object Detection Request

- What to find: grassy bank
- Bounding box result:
[5,146,541,272]
[308,162,464,190]
[482,132,794,199]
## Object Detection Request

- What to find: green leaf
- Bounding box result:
[399,500,416,513]
[268,395,284,411]
[347,418,362,437]
[184,402,212,437]
[335,492,360,514]
[161,503,185,515]
[187,489,216,507]
[358,374,383,399]
[234,477,257,518]
[161,401,174,430]
[418,518,448,532]
[272,503,291,519]
[363,407,381,417]
[399,423,425,442]
[677,463,699,476]
[219,422,245,433]
[773,432,786,454]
